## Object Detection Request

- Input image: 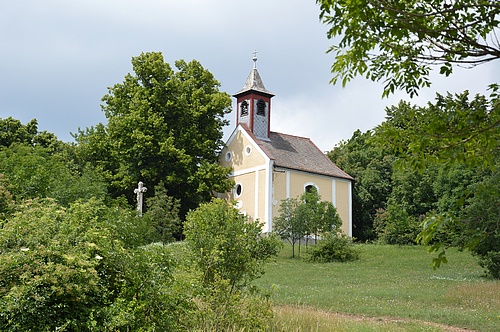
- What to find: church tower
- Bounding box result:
[233,53,274,140]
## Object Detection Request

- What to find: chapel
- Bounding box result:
[219,56,353,235]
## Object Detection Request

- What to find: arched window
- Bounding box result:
[240,100,249,116]
[304,183,318,194]
[256,99,266,116]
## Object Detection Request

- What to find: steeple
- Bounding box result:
[234,52,274,140]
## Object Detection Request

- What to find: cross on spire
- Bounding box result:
[252,50,258,68]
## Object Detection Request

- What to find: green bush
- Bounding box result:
[374,206,421,245]
[479,251,500,279]
[183,199,282,330]
[307,233,360,263]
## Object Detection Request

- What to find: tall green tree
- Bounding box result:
[143,181,182,243]
[273,197,306,258]
[374,92,500,276]
[75,52,233,216]
[0,117,62,150]
[328,130,395,241]
[317,0,500,97]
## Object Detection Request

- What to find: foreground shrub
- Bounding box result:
[479,251,500,279]
[184,198,282,289]
[183,279,273,331]
[183,199,282,330]
[307,233,360,263]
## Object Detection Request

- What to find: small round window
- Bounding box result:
[234,183,243,198]
[225,151,233,162]
[245,145,252,156]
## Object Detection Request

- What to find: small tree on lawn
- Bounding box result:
[274,197,305,258]
[274,190,342,258]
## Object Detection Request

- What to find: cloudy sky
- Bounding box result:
[1,0,498,151]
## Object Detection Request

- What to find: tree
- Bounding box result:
[143,181,182,243]
[317,0,500,97]
[0,174,13,218]
[184,198,281,290]
[274,191,341,257]
[183,199,281,330]
[374,91,500,276]
[0,117,63,151]
[74,52,233,216]
[0,198,118,331]
[300,187,341,246]
[328,129,395,241]
[0,143,107,206]
[376,89,500,171]
[273,197,306,258]
[0,117,38,147]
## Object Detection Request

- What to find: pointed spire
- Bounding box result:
[234,51,274,97]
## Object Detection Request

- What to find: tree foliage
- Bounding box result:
[143,181,182,243]
[0,199,117,331]
[0,143,107,206]
[317,0,500,97]
[0,117,61,149]
[184,198,281,290]
[328,130,395,241]
[274,189,341,258]
[182,199,281,330]
[273,197,304,258]
[74,52,233,216]
[376,88,500,171]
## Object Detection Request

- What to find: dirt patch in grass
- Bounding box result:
[274,305,479,332]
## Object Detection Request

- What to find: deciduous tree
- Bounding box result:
[74,52,233,216]
[317,0,500,97]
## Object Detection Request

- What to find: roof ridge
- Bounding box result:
[270,131,312,140]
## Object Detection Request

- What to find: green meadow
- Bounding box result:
[255,244,500,332]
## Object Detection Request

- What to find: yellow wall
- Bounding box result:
[271,169,351,236]
[220,127,352,236]
[220,130,266,172]
[257,169,267,223]
[271,170,286,221]
[335,180,350,235]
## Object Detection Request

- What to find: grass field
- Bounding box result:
[254,244,500,331]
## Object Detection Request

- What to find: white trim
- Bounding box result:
[229,165,267,177]
[303,182,319,193]
[331,179,337,207]
[237,125,271,158]
[265,159,274,232]
[348,180,353,238]
[234,183,243,198]
[254,170,259,220]
[273,166,351,182]
[285,170,291,199]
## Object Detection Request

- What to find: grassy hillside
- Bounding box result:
[254,244,500,331]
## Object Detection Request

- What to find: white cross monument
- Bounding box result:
[134,181,147,216]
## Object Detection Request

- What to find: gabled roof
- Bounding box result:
[240,124,353,180]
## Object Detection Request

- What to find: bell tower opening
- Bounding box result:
[233,52,274,141]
